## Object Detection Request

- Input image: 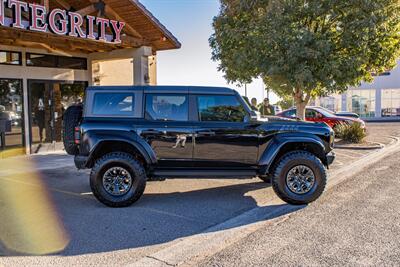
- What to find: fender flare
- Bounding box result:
[259,133,327,173]
[85,132,157,167]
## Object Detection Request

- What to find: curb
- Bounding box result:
[334,143,384,150]
[127,136,400,267]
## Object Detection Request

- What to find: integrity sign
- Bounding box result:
[0,0,126,43]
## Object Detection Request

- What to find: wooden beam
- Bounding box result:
[76,4,97,16]
[104,5,142,39]
[55,0,72,10]
[41,0,49,10]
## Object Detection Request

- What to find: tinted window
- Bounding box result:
[197,95,247,122]
[26,53,87,70]
[0,51,21,65]
[145,94,188,121]
[92,93,134,116]
[283,109,296,118]
[306,109,323,119]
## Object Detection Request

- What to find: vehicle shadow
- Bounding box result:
[1,177,305,257]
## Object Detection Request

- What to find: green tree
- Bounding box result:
[210,0,400,119]
[276,95,294,110]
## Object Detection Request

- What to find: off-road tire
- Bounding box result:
[258,175,272,183]
[63,104,83,155]
[90,152,147,207]
[272,151,327,205]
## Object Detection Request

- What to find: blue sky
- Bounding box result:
[140,0,278,104]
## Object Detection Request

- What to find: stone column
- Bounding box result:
[133,46,153,86]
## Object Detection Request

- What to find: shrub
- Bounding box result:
[335,122,366,143]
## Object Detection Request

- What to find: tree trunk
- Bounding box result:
[296,100,307,120]
[294,88,310,121]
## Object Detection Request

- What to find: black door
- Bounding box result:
[193,94,259,167]
[137,93,193,168]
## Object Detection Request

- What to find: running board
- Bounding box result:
[152,169,258,178]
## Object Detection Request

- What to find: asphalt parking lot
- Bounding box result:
[0,122,399,266]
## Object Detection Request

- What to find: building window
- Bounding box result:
[0,51,22,65]
[26,53,87,70]
[381,89,400,117]
[0,79,24,151]
[145,94,188,121]
[197,95,247,122]
[318,95,342,112]
[347,89,376,118]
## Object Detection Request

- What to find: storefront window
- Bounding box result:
[318,95,342,112]
[381,89,400,117]
[26,53,87,70]
[347,89,376,118]
[0,79,24,151]
[0,51,22,65]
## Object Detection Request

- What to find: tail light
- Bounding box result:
[74,127,81,144]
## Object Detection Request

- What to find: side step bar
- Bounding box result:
[152,169,258,179]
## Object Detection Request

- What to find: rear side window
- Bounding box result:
[145,94,188,121]
[197,95,247,122]
[92,93,134,116]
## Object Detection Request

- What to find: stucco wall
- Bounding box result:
[95,59,134,86]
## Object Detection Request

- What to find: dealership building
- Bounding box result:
[0,0,180,156]
[313,64,400,120]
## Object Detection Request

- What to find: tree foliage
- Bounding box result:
[210,0,400,119]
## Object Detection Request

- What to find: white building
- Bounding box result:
[314,62,400,120]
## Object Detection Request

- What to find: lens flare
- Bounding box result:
[0,149,69,255]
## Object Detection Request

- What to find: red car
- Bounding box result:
[277,106,366,130]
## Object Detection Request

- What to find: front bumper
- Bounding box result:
[326,151,336,166]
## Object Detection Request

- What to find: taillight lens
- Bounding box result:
[74,127,81,144]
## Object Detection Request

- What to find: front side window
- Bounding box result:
[197,95,247,122]
[92,93,134,116]
[0,51,21,65]
[145,94,188,121]
[306,109,319,119]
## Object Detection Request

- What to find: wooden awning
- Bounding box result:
[0,0,181,53]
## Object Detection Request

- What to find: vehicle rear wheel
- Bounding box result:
[272,151,327,205]
[90,152,147,207]
[63,104,83,155]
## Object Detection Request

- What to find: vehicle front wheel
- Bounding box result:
[90,152,147,207]
[272,151,327,205]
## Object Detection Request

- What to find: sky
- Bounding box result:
[140,0,279,104]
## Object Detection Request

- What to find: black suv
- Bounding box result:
[63,86,335,207]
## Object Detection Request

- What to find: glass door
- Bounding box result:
[29,80,86,154]
[0,79,24,158]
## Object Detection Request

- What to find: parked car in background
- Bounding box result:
[277,106,366,131]
[335,111,360,119]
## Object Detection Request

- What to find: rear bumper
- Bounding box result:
[74,155,89,169]
[326,151,336,166]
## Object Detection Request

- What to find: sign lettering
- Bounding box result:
[0,0,126,44]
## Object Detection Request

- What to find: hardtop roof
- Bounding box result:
[86,86,237,95]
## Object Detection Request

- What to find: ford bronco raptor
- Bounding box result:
[63,86,335,207]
